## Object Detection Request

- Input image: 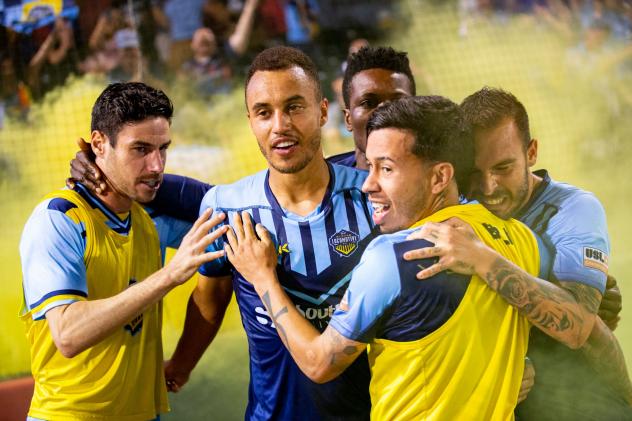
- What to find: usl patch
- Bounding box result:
[583,247,608,274]
[329,229,359,257]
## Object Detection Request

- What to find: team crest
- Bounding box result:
[329,229,359,257]
[124,278,143,336]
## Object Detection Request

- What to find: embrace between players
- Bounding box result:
[20,45,631,421]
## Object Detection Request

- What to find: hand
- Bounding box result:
[599,274,622,331]
[224,211,278,291]
[164,359,190,393]
[403,217,491,279]
[67,138,107,194]
[164,208,229,286]
[517,357,536,404]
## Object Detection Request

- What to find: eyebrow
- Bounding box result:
[374,156,396,163]
[251,95,306,110]
[130,139,172,147]
[493,158,516,167]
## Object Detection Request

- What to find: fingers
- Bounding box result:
[416,260,446,280]
[255,223,272,246]
[241,211,255,239]
[191,208,214,232]
[225,225,239,251]
[76,137,91,153]
[232,211,245,241]
[606,274,617,289]
[166,379,181,393]
[403,246,442,261]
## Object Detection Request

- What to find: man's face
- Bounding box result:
[362,128,431,233]
[96,116,170,204]
[345,69,413,154]
[246,67,327,174]
[469,118,536,219]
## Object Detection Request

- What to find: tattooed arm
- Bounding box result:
[405,218,597,349]
[224,212,366,383]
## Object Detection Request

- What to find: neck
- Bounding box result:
[415,183,461,225]
[268,155,330,217]
[95,181,132,214]
[517,171,543,214]
[354,149,367,170]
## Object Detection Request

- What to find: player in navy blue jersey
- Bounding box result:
[404,87,632,419]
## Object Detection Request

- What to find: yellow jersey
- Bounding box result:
[20,185,168,421]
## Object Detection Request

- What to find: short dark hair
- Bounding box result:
[367,96,473,193]
[245,46,321,99]
[91,82,173,146]
[460,87,531,148]
[342,46,416,108]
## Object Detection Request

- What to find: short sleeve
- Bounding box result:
[198,186,231,277]
[328,237,401,343]
[20,199,87,320]
[549,193,609,293]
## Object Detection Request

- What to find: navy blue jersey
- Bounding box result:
[515,170,631,420]
[199,163,374,420]
[327,151,357,168]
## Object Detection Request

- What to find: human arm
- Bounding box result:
[45,208,228,358]
[404,218,597,349]
[227,0,261,56]
[517,357,535,404]
[599,274,622,331]
[224,211,366,383]
[164,273,233,392]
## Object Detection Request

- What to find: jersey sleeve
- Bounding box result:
[20,200,88,320]
[549,193,609,293]
[198,186,232,277]
[328,236,401,343]
[147,173,213,223]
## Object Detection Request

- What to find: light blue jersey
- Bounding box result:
[198,163,375,421]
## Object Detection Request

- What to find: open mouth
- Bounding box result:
[272,140,298,154]
[140,179,161,190]
[371,202,391,225]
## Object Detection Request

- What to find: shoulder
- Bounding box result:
[544,181,607,229]
[330,163,368,193]
[201,170,269,211]
[327,151,356,167]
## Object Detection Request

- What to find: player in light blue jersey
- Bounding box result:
[406,87,632,419]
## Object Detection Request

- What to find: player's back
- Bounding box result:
[363,204,540,420]
[199,163,375,420]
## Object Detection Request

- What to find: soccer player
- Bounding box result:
[19,82,228,421]
[405,87,632,419]
[328,46,416,169]
[223,95,546,419]
[164,46,375,420]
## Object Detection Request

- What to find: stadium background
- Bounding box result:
[1,1,631,419]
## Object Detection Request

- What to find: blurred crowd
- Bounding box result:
[1,0,632,130]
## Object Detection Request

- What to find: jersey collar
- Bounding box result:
[74,183,132,234]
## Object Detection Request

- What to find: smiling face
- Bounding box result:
[362,127,432,233]
[345,69,414,157]
[94,116,171,210]
[246,67,327,174]
[469,118,537,219]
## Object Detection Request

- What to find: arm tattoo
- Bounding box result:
[484,258,590,345]
[560,281,601,314]
[325,328,360,368]
[261,291,291,351]
[582,318,632,404]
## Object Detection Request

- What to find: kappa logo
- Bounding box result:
[278,243,290,255]
[328,229,360,257]
[583,247,608,274]
[124,278,143,336]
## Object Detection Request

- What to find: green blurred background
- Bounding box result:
[1,2,632,419]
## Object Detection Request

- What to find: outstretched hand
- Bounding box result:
[164,208,229,286]
[224,211,278,290]
[403,217,489,279]
[67,138,107,194]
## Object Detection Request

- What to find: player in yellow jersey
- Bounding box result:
[220,95,547,420]
[19,82,228,421]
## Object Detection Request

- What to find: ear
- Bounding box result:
[430,162,455,195]
[319,97,329,127]
[526,139,538,167]
[343,107,352,132]
[90,130,108,158]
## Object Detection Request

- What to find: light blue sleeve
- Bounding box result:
[549,193,609,293]
[197,186,231,277]
[328,236,402,343]
[20,200,87,319]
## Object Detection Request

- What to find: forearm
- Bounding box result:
[228,0,260,56]
[169,282,231,372]
[581,317,632,405]
[49,267,174,357]
[254,277,337,382]
[476,249,595,349]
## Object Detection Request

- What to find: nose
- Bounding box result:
[478,173,497,196]
[272,110,290,133]
[146,149,165,174]
[361,168,379,194]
